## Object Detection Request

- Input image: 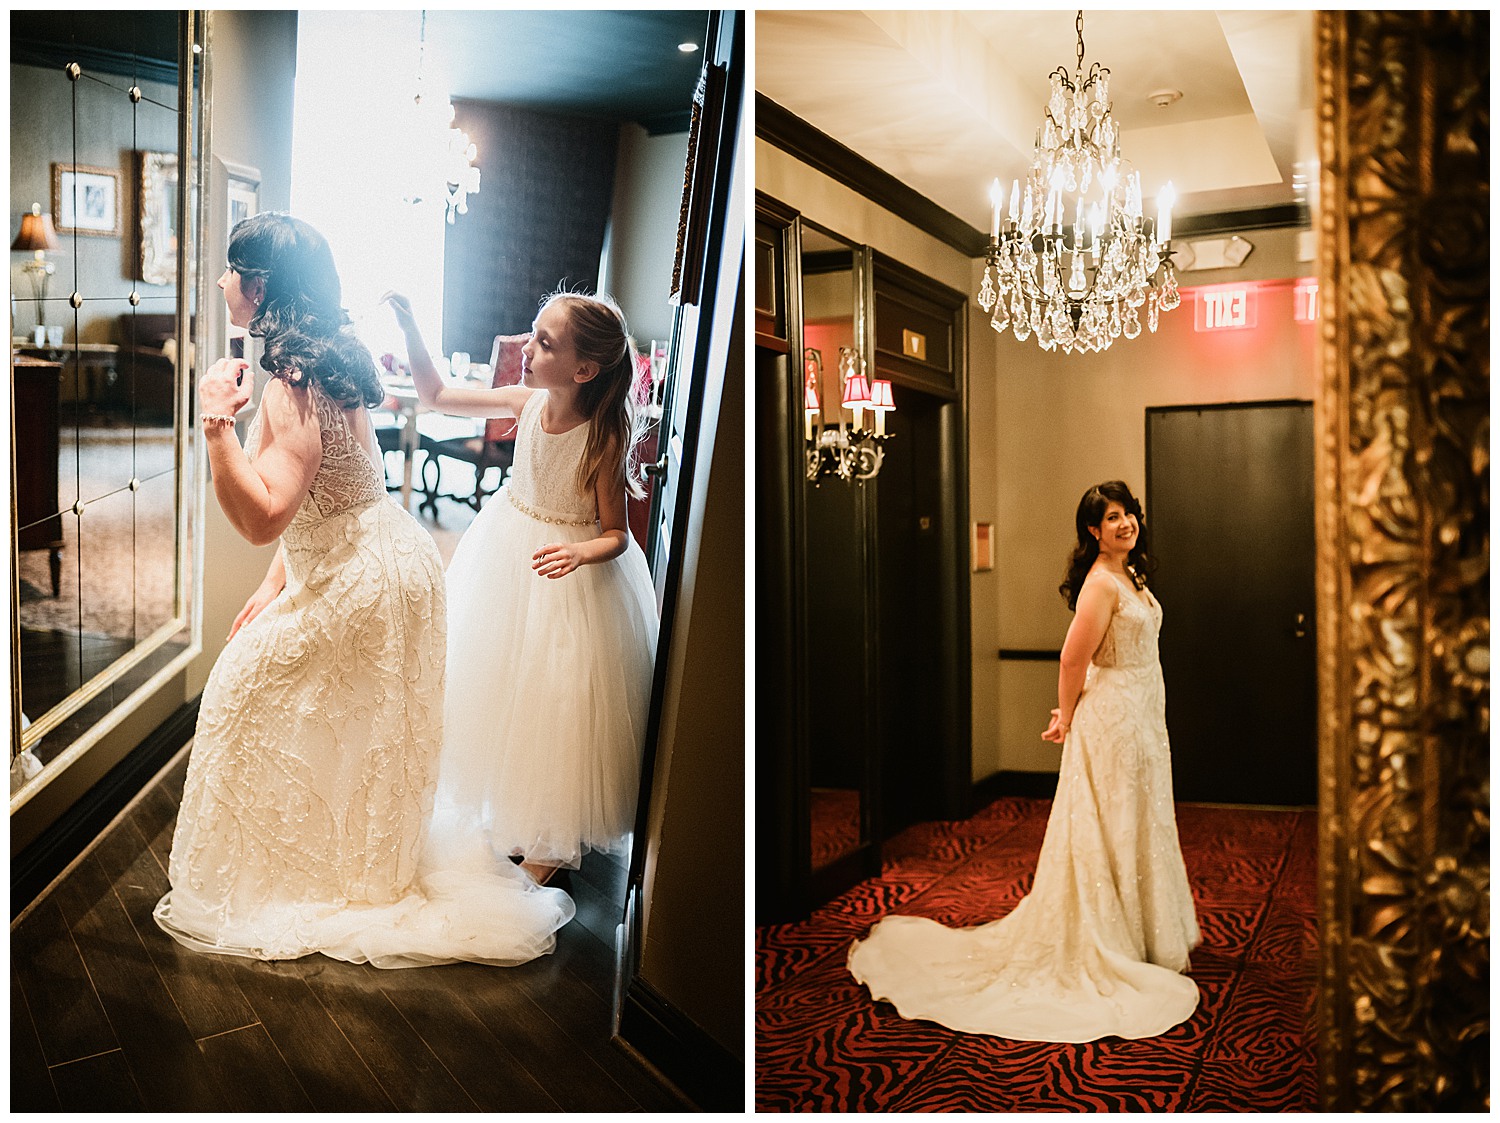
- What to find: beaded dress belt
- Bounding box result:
[507,489,597,527]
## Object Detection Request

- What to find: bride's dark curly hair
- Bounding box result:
[228,212,384,408]
[1058,480,1155,610]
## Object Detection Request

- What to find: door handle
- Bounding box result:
[643,456,669,479]
[1292,612,1308,639]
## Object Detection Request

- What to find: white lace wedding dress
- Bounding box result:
[154,382,573,968]
[848,571,1200,1041]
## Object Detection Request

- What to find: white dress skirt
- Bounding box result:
[435,390,659,870]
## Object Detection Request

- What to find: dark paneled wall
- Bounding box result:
[443,100,620,356]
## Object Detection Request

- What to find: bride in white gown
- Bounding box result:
[848,480,1200,1041]
[154,213,572,968]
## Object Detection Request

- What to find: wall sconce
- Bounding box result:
[11,203,60,345]
[804,346,893,485]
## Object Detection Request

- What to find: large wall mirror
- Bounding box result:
[799,221,879,890]
[9,12,205,805]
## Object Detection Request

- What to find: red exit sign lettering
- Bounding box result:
[1194,285,1257,332]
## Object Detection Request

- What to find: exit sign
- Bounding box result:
[1194,284,1258,332]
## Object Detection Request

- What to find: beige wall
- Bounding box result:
[187,10,299,698]
[636,282,745,1058]
[601,124,689,346]
[757,140,1317,787]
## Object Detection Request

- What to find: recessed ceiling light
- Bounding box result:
[678,41,699,53]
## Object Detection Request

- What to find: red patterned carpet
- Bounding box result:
[756,797,1318,1112]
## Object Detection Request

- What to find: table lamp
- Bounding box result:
[12,203,60,345]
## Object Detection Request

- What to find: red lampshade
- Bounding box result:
[841,369,871,409]
[869,379,895,411]
[12,207,59,253]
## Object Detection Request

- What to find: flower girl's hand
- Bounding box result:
[1041,708,1071,744]
[199,357,252,419]
[532,542,582,579]
[381,291,419,335]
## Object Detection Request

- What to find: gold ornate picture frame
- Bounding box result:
[139,150,179,286]
[1315,10,1488,1112]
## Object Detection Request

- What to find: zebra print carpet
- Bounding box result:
[756,797,1318,1112]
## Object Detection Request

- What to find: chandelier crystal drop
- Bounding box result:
[978,10,1180,354]
[401,11,481,224]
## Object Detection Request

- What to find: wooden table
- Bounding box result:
[380,377,488,512]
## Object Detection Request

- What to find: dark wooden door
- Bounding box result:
[1146,401,1317,806]
[873,385,948,833]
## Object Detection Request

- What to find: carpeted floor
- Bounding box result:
[811,787,862,869]
[756,797,1318,1112]
[17,427,178,639]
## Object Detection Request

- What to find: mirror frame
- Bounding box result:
[9,11,208,812]
[1314,10,1488,1111]
[797,217,884,900]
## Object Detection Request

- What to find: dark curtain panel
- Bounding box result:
[443,100,621,356]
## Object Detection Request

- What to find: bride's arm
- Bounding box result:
[202,370,322,547]
[1042,574,1116,742]
[229,545,287,640]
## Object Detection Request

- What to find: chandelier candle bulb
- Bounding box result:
[1157,182,1175,244]
[1009,180,1021,226]
[989,178,1002,242]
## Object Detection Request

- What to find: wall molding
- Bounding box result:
[757,95,1312,259]
[12,697,199,919]
[756,94,988,257]
[616,971,742,1112]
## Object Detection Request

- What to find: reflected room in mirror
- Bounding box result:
[10,11,201,795]
[799,222,875,881]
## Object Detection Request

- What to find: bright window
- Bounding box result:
[290,11,449,360]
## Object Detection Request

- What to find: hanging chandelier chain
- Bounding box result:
[1075,10,1085,74]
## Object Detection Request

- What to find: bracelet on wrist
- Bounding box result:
[200,412,237,430]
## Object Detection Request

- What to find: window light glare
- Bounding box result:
[678,41,698,53]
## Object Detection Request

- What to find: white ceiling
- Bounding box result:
[755,9,1317,233]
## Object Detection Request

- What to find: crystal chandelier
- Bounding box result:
[401,11,481,224]
[977,10,1180,353]
[804,347,894,485]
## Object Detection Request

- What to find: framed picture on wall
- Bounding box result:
[139,150,179,286]
[225,161,260,242]
[51,164,121,237]
[222,161,261,360]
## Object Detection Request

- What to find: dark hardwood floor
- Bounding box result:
[11,747,688,1112]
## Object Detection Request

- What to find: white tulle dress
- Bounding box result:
[437,390,658,869]
[848,571,1200,1041]
[154,381,574,968]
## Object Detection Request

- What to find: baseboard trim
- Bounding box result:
[616,974,743,1112]
[11,697,199,920]
[970,769,1061,812]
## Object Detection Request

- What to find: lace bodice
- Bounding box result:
[1090,571,1162,670]
[244,380,386,537]
[506,391,597,523]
